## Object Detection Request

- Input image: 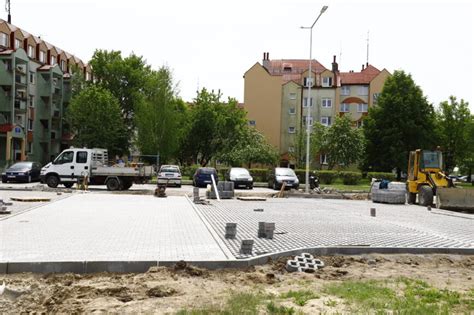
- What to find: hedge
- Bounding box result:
[314,170,338,184]
[367,172,396,181]
[249,168,270,183]
[339,171,362,185]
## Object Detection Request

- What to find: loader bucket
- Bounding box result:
[436,187,474,212]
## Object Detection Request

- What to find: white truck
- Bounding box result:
[40,148,154,191]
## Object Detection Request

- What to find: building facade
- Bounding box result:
[243,52,390,168]
[0,19,91,168]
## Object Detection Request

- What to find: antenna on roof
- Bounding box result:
[5,0,11,23]
[366,30,370,66]
[339,41,342,67]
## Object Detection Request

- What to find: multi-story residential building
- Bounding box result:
[243,52,390,168]
[0,19,91,168]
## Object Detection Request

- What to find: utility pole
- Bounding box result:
[5,0,11,23]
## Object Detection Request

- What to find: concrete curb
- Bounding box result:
[1,246,472,274]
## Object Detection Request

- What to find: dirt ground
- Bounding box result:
[1,254,473,314]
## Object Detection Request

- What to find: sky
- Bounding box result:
[5,0,473,109]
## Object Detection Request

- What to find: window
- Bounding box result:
[357,120,364,128]
[15,38,21,49]
[86,72,91,81]
[288,107,296,115]
[321,98,332,108]
[303,77,314,87]
[303,116,313,126]
[27,142,33,154]
[76,151,88,163]
[340,103,350,112]
[289,93,296,100]
[61,60,66,72]
[288,127,296,133]
[51,56,56,65]
[55,151,74,164]
[28,45,34,58]
[248,120,256,126]
[29,71,35,84]
[29,95,34,107]
[288,146,295,153]
[321,116,332,126]
[357,103,368,113]
[303,97,313,107]
[341,86,350,95]
[28,119,33,131]
[320,154,328,165]
[0,32,8,47]
[358,86,369,95]
[39,51,46,63]
[373,93,380,104]
[322,77,333,87]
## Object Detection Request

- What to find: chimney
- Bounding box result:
[331,55,338,72]
[366,62,369,68]
[362,64,365,71]
[262,52,270,70]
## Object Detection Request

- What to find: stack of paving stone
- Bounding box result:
[371,181,406,204]
[286,253,325,272]
[0,197,12,214]
[207,181,235,199]
[258,222,275,239]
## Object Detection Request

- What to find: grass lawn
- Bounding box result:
[323,178,372,192]
[457,182,474,189]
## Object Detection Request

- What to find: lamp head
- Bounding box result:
[321,6,328,13]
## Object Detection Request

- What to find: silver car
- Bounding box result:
[227,167,253,189]
[268,167,299,190]
[157,165,182,187]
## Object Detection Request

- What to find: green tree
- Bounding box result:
[89,50,151,131]
[460,117,474,183]
[325,116,365,169]
[289,123,327,168]
[181,88,247,166]
[67,86,128,156]
[134,67,184,162]
[436,96,471,172]
[363,70,437,178]
[218,127,279,167]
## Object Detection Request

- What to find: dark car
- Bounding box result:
[1,161,42,183]
[227,167,253,189]
[268,167,300,190]
[193,167,219,187]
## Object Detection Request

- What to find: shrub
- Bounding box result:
[339,171,362,185]
[294,169,307,184]
[367,172,396,181]
[217,167,229,180]
[182,164,200,178]
[315,170,338,184]
[249,168,270,183]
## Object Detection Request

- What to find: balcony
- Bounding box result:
[0,60,13,86]
[15,74,27,86]
[14,99,27,113]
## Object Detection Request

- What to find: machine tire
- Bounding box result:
[176,184,182,188]
[46,175,59,188]
[106,178,121,191]
[419,186,433,206]
[407,192,417,204]
[64,182,74,189]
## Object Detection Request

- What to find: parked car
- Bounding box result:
[157,165,182,187]
[268,167,299,190]
[227,167,253,189]
[1,161,42,183]
[193,167,218,187]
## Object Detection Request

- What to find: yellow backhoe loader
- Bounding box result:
[407,149,474,211]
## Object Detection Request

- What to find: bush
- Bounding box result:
[182,164,200,178]
[294,169,307,184]
[249,168,270,183]
[339,171,362,185]
[315,170,338,184]
[217,167,229,180]
[367,172,396,181]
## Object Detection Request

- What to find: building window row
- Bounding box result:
[288,126,296,134]
[341,86,350,95]
[288,107,296,115]
[303,116,313,126]
[357,103,368,113]
[321,116,332,126]
[321,98,332,108]
[322,76,333,87]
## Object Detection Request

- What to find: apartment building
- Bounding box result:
[0,19,91,168]
[243,52,390,167]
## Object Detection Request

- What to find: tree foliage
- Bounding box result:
[67,86,128,156]
[289,123,327,168]
[436,96,472,172]
[134,67,185,162]
[363,70,437,177]
[324,116,365,169]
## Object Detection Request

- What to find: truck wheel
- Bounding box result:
[407,192,417,204]
[46,175,59,188]
[121,181,133,190]
[64,183,74,188]
[419,186,433,206]
[106,178,121,191]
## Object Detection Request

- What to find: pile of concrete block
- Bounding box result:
[0,197,12,214]
[286,253,325,272]
[207,181,235,199]
[258,222,275,239]
[240,239,254,255]
[371,181,406,204]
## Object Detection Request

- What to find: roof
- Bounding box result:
[340,64,381,84]
[263,59,327,84]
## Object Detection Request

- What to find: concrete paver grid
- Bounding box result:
[194,199,474,259]
[0,191,69,219]
[0,194,228,262]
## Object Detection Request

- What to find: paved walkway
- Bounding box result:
[0,194,230,262]
[195,199,474,259]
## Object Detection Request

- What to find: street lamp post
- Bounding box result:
[301,5,328,193]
